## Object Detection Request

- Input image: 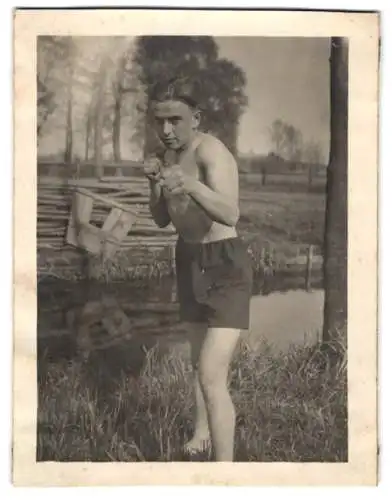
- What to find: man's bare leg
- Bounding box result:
[198,327,241,461]
[184,323,211,453]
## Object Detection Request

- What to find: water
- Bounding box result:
[246,289,324,352]
[38,274,324,376]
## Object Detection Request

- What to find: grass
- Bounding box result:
[86,250,173,282]
[37,329,347,463]
[238,175,326,248]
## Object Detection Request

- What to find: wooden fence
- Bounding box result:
[238,157,327,190]
[37,161,178,272]
[258,168,326,189]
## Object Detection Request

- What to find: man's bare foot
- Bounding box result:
[184,433,211,455]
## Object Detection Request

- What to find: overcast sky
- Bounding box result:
[216,37,331,163]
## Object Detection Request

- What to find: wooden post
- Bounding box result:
[305,244,314,291]
[307,165,313,191]
[64,44,74,166]
[261,166,267,186]
[169,244,176,276]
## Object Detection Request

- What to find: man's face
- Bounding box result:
[152,100,200,151]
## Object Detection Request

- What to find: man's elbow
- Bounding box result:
[156,218,170,228]
[231,207,240,226]
[223,206,240,227]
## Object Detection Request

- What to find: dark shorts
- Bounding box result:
[175,236,253,329]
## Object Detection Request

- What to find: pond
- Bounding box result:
[37,271,324,379]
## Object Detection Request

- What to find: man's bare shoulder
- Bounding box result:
[195,132,236,166]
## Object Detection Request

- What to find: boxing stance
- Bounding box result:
[144,77,253,461]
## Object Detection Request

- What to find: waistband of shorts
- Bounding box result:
[176,236,246,268]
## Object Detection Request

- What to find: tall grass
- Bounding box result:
[86,251,172,282]
[37,331,347,462]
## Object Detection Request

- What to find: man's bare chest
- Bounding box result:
[162,147,204,182]
[160,145,212,238]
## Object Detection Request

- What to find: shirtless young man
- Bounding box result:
[144,77,253,461]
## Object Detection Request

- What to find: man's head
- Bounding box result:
[150,77,201,151]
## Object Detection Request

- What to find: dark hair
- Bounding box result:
[150,76,199,109]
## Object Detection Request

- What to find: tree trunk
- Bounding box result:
[322,38,348,344]
[84,108,91,161]
[143,114,161,159]
[64,65,73,165]
[112,90,122,176]
[94,65,107,178]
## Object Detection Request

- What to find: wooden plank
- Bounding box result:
[65,191,93,248]
[74,187,139,215]
[102,210,137,258]
[38,177,148,191]
[37,222,64,228]
[38,211,70,217]
[38,160,145,169]
[74,191,94,224]
[99,176,148,184]
[101,207,123,233]
[110,189,142,198]
[39,175,148,185]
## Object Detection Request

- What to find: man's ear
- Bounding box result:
[191,110,201,129]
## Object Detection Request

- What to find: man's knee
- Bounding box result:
[198,326,240,394]
[198,359,227,395]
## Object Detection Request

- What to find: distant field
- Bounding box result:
[238,172,326,254]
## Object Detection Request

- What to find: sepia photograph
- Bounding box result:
[13,9,378,486]
[36,33,346,463]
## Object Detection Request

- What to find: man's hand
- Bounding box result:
[161,165,194,196]
[143,156,162,183]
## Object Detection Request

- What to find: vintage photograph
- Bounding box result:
[36,34,348,464]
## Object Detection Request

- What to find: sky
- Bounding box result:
[216,37,331,163]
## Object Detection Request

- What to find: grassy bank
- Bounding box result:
[37,329,347,463]
[238,177,325,247]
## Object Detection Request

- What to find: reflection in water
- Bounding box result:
[38,278,186,402]
[37,272,324,390]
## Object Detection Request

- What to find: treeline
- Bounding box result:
[37,36,249,169]
[268,119,325,165]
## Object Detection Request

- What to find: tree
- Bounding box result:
[269,119,303,161]
[37,79,55,138]
[63,39,76,164]
[322,38,348,344]
[37,36,72,139]
[111,45,140,163]
[303,140,324,164]
[37,36,143,165]
[133,36,248,156]
[198,57,248,156]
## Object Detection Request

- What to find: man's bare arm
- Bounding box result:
[187,137,240,227]
[148,179,171,228]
